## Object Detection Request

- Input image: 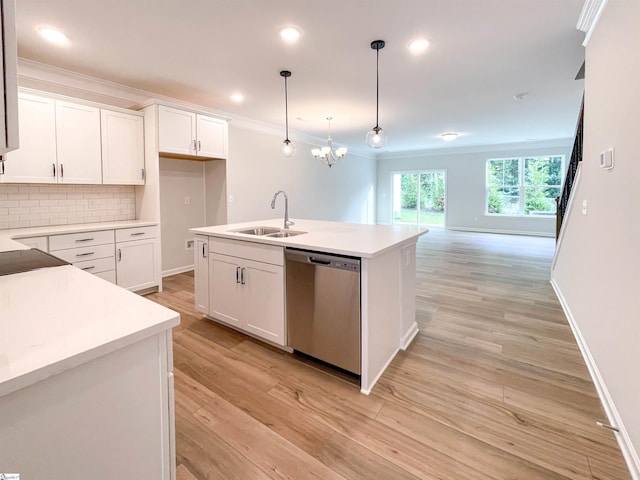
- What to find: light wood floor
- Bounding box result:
[147,229,631,480]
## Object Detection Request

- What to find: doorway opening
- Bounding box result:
[392,170,446,227]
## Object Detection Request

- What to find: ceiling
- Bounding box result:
[15,0,586,155]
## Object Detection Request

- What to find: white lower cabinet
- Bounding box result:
[207,238,285,346]
[116,238,159,291]
[194,235,209,314]
[0,331,175,480]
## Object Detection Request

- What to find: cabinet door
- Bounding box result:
[194,236,209,314]
[101,110,145,185]
[209,253,243,327]
[243,259,285,345]
[55,100,102,184]
[2,93,57,183]
[196,114,228,159]
[116,239,158,291]
[158,105,196,156]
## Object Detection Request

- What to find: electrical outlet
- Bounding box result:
[185,239,194,250]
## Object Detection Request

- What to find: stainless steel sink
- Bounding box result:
[231,226,281,236]
[266,230,306,238]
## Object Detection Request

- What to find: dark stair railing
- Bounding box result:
[556,99,584,239]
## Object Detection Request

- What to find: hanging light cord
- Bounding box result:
[284,75,290,141]
[375,46,380,130]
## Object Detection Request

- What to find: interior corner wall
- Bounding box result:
[158,158,205,274]
[551,1,640,476]
[225,125,376,225]
[376,142,572,235]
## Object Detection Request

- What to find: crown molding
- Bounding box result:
[577,0,608,46]
[376,138,573,160]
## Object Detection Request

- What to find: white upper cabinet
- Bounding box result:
[101,109,145,185]
[158,105,228,159]
[55,100,102,184]
[1,93,57,183]
[158,105,196,156]
[196,114,228,159]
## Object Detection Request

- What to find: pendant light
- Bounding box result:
[366,40,388,149]
[311,117,347,168]
[280,70,296,157]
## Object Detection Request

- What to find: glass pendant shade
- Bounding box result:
[366,126,387,148]
[281,139,296,157]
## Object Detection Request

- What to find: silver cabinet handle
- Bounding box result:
[1,159,5,175]
[197,140,201,152]
[202,243,207,258]
[60,163,64,177]
[141,168,145,180]
[130,232,145,236]
[81,266,95,271]
[75,238,94,243]
[235,266,240,284]
[240,267,246,285]
[192,139,197,152]
[52,163,56,177]
[75,252,94,257]
[118,249,122,261]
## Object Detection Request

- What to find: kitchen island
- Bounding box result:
[0,242,180,479]
[191,218,428,394]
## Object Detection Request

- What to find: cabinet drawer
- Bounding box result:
[16,236,48,251]
[50,229,114,250]
[94,270,116,284]
[209,237,283,266]
[74,256,116,274]
[116,225,158,242]
[52,243,114,263]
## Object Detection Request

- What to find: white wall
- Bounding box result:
[552,2,640,477]
[376,141,573,235]
[226,125,376,225]
[158,158,205,274]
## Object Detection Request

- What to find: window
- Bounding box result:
[486,156,564,216]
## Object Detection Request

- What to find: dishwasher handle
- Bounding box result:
[308,257,331,265]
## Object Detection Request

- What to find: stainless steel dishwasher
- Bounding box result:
[285,248,361,375]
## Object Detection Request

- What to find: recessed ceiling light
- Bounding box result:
[38,27,69,46]
[230,93,244,103]
[408,38,429,54]
[440,132,459,141]
[279,26,301,43]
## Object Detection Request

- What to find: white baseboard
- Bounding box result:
[447,226,554,237]
[400,321,419,350]
[551,279,640,480]
[162,265,194,278]
[360,346,400,396]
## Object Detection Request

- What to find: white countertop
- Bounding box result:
[190,219,428,258]
[0,265,179,397]
[3,219,158,239]
[0,237,29,252]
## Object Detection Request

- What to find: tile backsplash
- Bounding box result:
[0,184,136,230]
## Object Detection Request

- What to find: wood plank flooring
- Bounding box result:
[147,229,631,479]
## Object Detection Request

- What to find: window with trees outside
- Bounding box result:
[486,156,564,216]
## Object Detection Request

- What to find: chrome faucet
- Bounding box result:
[270,190,294,230]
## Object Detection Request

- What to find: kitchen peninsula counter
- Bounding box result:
[191,219,428,394]
[191,218,427,258]
[0,257,179,478]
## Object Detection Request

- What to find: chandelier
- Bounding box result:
[311,117,347,168]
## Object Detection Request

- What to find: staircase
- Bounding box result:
[556,100,584,239]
